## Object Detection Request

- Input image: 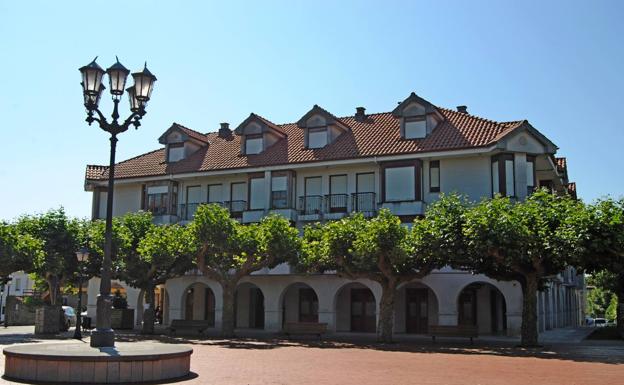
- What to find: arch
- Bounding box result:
[278,282,319,329]
[180,282,216,325]
[235,282,265,329]
[333,282,377,333]
[395,281,439,334]
[456,281,507,335]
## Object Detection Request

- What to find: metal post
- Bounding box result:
[73,273,83,340]
[4,282,10,328]
[90,133,118,347]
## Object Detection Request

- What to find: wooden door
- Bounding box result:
[458,289,477,326]
[406,288,429,333]
[350,289,376,333]
[299,288,319,323]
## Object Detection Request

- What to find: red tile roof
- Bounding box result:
[86,107,531,181]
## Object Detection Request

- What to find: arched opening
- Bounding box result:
[181,283,215,326]
[457,282,507,335]
[394,282,439,334]
[334,282,376,333]
[235,282,264,329]
[136,284,169,328]
[280,283,319,328]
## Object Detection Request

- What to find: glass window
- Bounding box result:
[208,184,222,203]
[15,278,21,291]
[305,177,322,196]
[356,173,375,193]
[405,118,427,139]
[429,160,440,192]
[249,177,266,210]
[505,160,515,197]
[230,182,246,214]
[526,156,535,195]
[303,177,322,215]
[385,166,415,201]
[168,145,185,162]
[245,136,263,154]
[330,175,347,195]
[271,175,288,209]
[308,128,327,149]
[147,185,169,215]
[492,161,500,194]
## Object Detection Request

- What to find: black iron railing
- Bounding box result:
[325,194,348,213]
[351,192,376,214]
[179,203,201,220]
[298,195,323,215]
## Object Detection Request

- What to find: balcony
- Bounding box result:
[298,195,323,221]
[351,192,377,217]
[224,200,246,219]
[323,194,349,220]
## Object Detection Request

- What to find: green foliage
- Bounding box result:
[586,272,619,320]
[191,204,299,278]
[0,222,41,278]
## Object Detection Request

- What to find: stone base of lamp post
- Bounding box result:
[91,294,115,347]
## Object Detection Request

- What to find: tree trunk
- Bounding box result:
[616,273,624,339]
[46,276,60,306]
[520,272,540,346]
[221,281,236,338]
[141,284,156,335]
[377,280,397,343]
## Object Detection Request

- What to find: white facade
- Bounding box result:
[1,271,34,322]
[84,98,583,337]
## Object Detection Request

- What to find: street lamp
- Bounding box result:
[79,57,156,347]
[73,247,90,340]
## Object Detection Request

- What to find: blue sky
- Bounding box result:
[0,0,622,220]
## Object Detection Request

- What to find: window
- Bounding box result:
[229,182,247,214]
[167,143,185,162]
[14,278,21,291]
[271,175,288,209]
[147,185,169,215]
[208,184,222,203]
[329,175,348,212]
[249,177,266,210]
[491,154,515,197]
[526,155,536,195]
[385,166,416,201]
[303,177,322,214]
[404,117,427,139]
[245,135,263,155]
[185,185,202,219]
[308,128,328,149]
[429,160,440,192]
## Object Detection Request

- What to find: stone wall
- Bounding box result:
[5,296,36,326]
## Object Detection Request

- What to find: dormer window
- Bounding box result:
[245,134,263,155]
[308,127,328,149]
[404,117,427,139]
[167,143,185,162]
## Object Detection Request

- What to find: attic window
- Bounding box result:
[308,127,328,149]
[168,143,185,162]
[245,135,263,155]
[405,117,427,139]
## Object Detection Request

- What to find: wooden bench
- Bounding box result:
[283,322,328,340]
[169,320,213,335]
[429,325,478,344]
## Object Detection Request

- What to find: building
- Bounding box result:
[84,92,584,336]
[1,271,34,322]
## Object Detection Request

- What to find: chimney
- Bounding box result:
[456,105,468,114]
[218,122,231,138]
[355,106,366,122]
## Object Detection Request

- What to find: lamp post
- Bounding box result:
[73,247,90,340]
[79,57,156,347]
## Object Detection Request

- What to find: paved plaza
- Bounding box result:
[0,326,622,384]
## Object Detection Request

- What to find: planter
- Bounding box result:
[34,305,61,334]
[111,308,134,329]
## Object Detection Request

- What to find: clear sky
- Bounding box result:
[0,0,622,220]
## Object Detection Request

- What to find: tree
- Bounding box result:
[191,204,300,337]
[573,198,624,336]
[586,272,617,319]
[16,209,82,305]
[301,208,448,343]
[132,222,195,334]
[460,190,584,346]
[0,222,40,281]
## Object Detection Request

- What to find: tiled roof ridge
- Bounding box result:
[87,147,166,173]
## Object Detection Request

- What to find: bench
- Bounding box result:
[169,319,213,335]
[283,322,328,340]
[429,325,478,344]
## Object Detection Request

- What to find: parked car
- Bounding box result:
[62,306,77,330]
[594,318,607,327]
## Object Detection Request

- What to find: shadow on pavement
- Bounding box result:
[112,333,624,365]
